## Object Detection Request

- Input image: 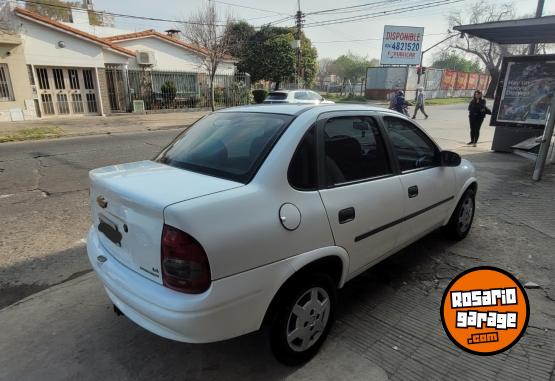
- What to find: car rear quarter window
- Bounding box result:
[288,126,317,190]
[382,116,440,172]
[156,112,292,183]
[294,91,309,100]
[323,116,392,186]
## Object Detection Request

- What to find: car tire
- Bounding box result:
[268,273,337,366]
[445,187,476,240]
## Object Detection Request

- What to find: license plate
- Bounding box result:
[98,215,122,246]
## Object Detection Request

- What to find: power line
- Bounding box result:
[305,0,399,16]
[16,0,288,26]
[310,32,452,44]
[213,0,290,16]
[303,0,466,28]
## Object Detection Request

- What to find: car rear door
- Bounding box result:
[381,115,456,247]
[317,112,405,276]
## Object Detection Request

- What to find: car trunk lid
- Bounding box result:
[89,160,242,284]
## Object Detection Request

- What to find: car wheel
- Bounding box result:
[269,273,336,366]
[445,187,475,240]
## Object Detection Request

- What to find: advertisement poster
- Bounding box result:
[380,25,424,66]
[467,73,479,90]
[492,55,555,127]
[478,74,490,91]
[441,70,456,90]
[455,72,469,90]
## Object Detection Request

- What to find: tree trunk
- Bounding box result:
[274,81,280,91]
[486,69,499,99]
[209,73,215,112]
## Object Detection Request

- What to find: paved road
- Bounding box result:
[1,105,554,380]
[0,104,494,307]
[0,129,181,307]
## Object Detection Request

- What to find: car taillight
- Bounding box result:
[161,224,211,294]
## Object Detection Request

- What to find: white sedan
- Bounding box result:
[263,90,335,104]
[87,104,477,365]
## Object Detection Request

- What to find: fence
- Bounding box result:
[105,66,251,113]
[365,66,491,100]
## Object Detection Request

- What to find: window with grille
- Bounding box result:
[68,69,80,89]
[53,69,65,90]
[0,64,15,101]
[83,69,95,89]
[36,68,50,90]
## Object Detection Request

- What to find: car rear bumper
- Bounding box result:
[87,227,285,343]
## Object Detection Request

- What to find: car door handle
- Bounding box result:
[408,185,419,198]
[338,207,355,224]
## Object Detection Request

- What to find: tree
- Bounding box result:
[317,58,334,86]
[448,2,528,97]
[182,5,234,111]
[224,21,256,58]
[227,24,318,90]
[26,0,78,22]
[332,53,378,82]
[331,53,378,94]
[432,52,482,72]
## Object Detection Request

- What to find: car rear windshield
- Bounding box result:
[155,112,293,183]
[266,92,288,100]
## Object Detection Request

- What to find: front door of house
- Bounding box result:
[35,67,99,116]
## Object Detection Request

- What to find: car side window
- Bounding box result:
[294,91,308,100]
[383,116,440,172]
[323,116,391,186]
[288,126,317,190]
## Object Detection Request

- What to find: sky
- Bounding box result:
[93,0,555,65]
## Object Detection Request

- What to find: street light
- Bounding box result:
[417,31,459,85]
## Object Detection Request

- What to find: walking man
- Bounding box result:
[413,87,428,119]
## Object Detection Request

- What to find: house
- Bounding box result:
[0,5,240,120]
[0,30,36,121]
[14,7,135,117]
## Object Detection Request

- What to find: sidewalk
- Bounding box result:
[0,101,395,143]
[0,111,208,141]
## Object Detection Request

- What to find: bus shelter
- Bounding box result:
[455,16,555,180]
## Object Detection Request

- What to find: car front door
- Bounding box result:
[382,115,456,248]
[317,113,405,276]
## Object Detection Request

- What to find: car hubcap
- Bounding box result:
[286,287,330,352]
[458,196,474,233]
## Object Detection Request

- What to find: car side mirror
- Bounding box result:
[441,150,461,167]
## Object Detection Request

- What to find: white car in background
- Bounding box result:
[263,90,335,104]
[87,104,477,365]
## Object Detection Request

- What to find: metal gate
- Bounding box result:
[34,67,100,116]
[105,65,129,113]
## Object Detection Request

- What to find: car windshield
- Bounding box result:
[156,112,292,183]
[266,92,288,100]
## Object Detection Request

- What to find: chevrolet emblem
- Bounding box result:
[96,195,108,208]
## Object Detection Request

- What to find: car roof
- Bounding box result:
[217,103,398,116]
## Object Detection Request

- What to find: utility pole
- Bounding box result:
[295,0,304,88]
[528,0,545,55]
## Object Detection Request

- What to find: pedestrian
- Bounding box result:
[467,90,491,147]
[412,87,428,119]
[394,90,410,116]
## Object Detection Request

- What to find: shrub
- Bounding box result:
[252,89,268,104]
[160,80,177,102]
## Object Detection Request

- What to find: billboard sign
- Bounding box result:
[491,55,555,128]
[381,25,424,66]
[441,70,456,90]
